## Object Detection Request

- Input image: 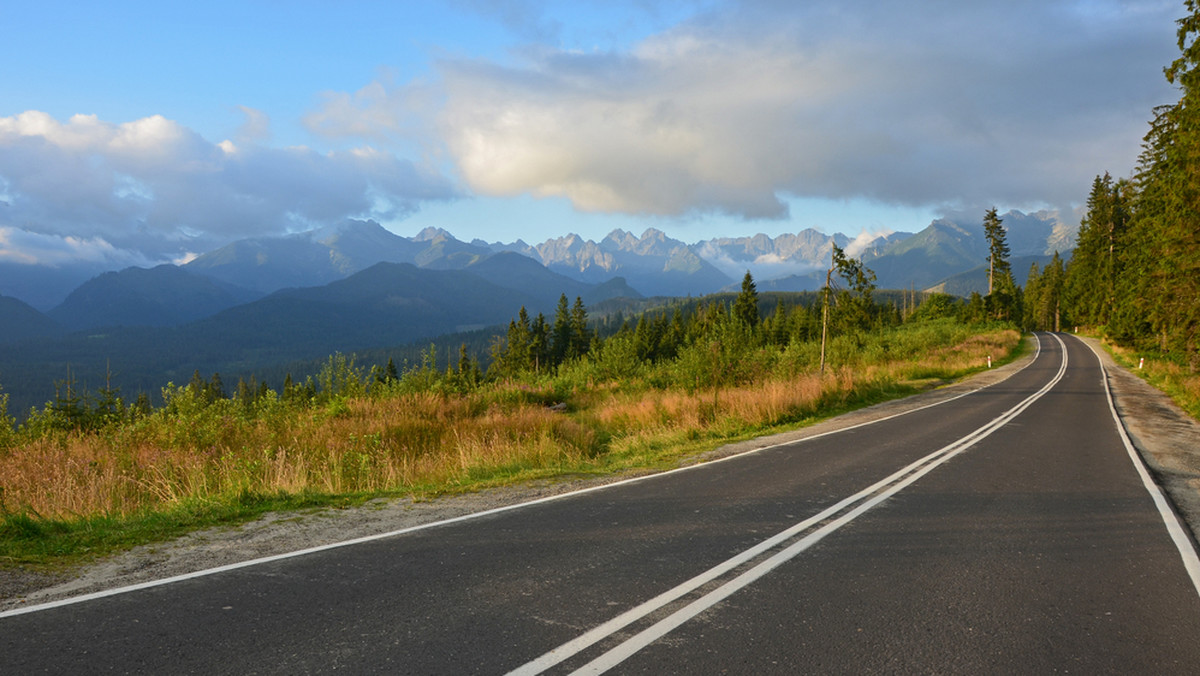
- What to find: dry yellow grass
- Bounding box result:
[1107,341,1200,420]
[0,391,601,518]
[0,325,1021,521]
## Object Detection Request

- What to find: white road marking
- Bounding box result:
[510,334,1066,675]
[1082,337,1200,597]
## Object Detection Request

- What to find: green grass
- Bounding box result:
[1099,339,1200,421]
[0,491,368,567]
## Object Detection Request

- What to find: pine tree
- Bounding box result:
[966,292,987,323]
[1042,252,1066,332]
[492,308,534,377]
[208,372,226,403]
[570,296,591,360]
[50,366,87,430]
[551,294,572,366]
[530,312,550,372]
[188,369,206,399]
[93,361,124,427]
[732,271,760,328]
[1026,253,1066,331]
[1066,173,1131,328]
[1023,262,1043,330]
[982,207,1017,321]
[983,207,1010,296]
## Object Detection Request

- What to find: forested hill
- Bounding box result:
[0,295,64,345]
[0,261,631,417]
[47,264,261,331]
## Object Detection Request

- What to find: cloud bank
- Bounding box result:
[414,1,1175,220]
[2,0,1182,272]
[0,110,455,264]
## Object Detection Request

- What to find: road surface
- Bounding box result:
[3,332,1199,674]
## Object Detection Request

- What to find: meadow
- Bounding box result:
[0,310,1020,566]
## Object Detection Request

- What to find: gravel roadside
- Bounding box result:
[3,334,1197,612]
[1082,336,1200,546]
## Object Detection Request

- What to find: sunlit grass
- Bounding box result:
[1106,341,1200,420]
[0,321,1021,566]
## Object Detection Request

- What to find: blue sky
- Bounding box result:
[0,0,1182,267]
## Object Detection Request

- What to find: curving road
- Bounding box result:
[4,333,1199,674]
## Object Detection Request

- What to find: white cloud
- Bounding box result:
[695,240,824,281]
[302,75,439,144]
[172,251,200,265]
[843,230,891,258]
[0,226,156,268]
[0,110,457,262]
[426,0,1177,220]
[236,106,271,143]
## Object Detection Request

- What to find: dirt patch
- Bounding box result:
[4,336,1196,613]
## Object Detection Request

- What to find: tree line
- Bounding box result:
[1021,2,1200,371]
[5,254,998,437]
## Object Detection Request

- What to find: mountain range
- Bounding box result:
[0,210,1074,416]
[4,209,1073,313]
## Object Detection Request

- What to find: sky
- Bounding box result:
[0,0,1185,269]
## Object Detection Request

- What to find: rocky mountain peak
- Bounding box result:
[414,226,454,243]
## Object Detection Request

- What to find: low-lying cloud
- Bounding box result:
[0,110,456,264]
[0,226,156,269]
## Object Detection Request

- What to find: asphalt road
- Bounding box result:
[4,333,1199,674]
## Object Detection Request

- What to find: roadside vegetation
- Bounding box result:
[1103,343,1200,421]
[0,263,1022,567]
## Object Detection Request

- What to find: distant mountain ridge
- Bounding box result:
[182,220,493,295]
[3,209,1075,317]
[515,228,732,297]
[477,209,1069,297]
[49,265,261,331]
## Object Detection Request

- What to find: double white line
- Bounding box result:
[511,333,1068,675]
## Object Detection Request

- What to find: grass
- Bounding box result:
[0,321,1021,568]
[1103,340,1200,420]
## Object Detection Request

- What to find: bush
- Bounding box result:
[0,386,14,450]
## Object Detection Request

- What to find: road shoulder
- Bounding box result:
[1080,335,1200,547]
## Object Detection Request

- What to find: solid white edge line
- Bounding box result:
[566,333,1068,675]
[1081,336,1200,598]
[509,334,1059,675]
[1,334,1043,621]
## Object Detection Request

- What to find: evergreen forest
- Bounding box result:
[1026,2,1200,371]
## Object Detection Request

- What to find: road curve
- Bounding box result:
[3,333,1199,674]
